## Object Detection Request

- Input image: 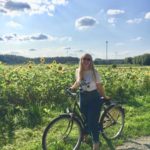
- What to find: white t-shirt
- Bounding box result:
[76,69,101,91]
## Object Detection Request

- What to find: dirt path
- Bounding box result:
[116,136,150,150]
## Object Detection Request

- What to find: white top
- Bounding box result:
[76,69,101,91]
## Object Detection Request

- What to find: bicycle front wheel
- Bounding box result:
[42,114,82,150]
[100,105,125,140]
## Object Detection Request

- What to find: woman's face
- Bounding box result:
[82,56,91,70]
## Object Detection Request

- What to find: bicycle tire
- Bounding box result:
[100,105,125,140]
[42,114,82,150]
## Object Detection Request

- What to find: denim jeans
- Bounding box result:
[79,90,102,143]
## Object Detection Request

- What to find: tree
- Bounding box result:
[124,57,133,64]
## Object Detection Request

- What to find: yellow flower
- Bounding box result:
[145,72,150,76]
[28,65,32,69]
[40,57,45,64]
[47,65,52,69]
[58,65,63,71]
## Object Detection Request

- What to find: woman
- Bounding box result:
[70,53,109,150]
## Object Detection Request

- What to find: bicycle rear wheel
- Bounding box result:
[100,105,125,140]
[42,114,82,150]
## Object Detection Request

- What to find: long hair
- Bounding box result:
[78,53,96,81]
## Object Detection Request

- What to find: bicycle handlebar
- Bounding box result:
[66,88,111,104]
[66,88,77,97]
[66,87,123,107]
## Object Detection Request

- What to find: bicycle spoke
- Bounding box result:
[42,115,82,150]
[101,106,124,140]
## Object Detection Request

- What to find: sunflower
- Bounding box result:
[58,65,63,71]
[40,57,45,64]
[47,64,52,69]
[28,64,32,69]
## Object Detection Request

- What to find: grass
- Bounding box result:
[1,95,150,150]
[123,95,150,138]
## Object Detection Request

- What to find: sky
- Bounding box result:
[0,0,150,59]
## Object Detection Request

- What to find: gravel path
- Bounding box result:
[116,136,150,150]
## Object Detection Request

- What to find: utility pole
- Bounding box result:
[65,47,71,57]
[106,41,108,64]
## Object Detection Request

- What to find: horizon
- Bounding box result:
[0,0,150,59]
[1,53,149,60]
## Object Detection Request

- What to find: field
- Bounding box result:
[0,61,150,150]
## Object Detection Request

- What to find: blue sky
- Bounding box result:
[0,0,150,59]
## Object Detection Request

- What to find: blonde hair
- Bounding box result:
[78,53,96,81]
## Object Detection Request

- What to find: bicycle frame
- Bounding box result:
[65,88,125,138]
[65,89,109,132]
[65,97,87,133]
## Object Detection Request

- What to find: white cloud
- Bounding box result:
[131,36,143,41]
[0,37,4,41]
[4,1,31,11]
[107,17,117,27]
[52,0,69,6]
[6,21,22,28]
[29,48,37,51]
[115,42,124,46]
[30,34,49,40]
[144,12,150,19]
[75,16,98,30]
[126,18,142,24]
[0,0,69,16]
[107,9,125,16]
[63,47,71,50]
[107,17,117,26]
[59,36,72,42]
[108,17,116,24]
[0,33,72,42]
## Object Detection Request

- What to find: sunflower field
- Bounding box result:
[0,61,150,149]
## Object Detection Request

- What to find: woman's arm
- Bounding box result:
[96,83,109,100]
[70,81,80,90]
[71,68,80,90]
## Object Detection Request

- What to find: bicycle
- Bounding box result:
[42,88,125,150]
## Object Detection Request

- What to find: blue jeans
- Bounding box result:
[79,90,102,143]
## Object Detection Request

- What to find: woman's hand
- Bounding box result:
[69,87,75,91]
[104,96,111,100]
[70,81,80,90]
[101,96,110,100]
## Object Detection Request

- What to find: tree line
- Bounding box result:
[0,53,149,65]
[0,55,79,64]
[124,53,150,65]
